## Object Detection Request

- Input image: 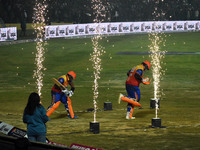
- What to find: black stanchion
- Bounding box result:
[104,102,112,111]
[90,122,100,134]
[151,118,162,128]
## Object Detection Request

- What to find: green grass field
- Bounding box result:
[0,32,200,150]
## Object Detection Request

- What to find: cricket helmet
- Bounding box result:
[143,60,151,70]
[67,71,76,80]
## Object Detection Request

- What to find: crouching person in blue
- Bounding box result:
[23,92,50,143]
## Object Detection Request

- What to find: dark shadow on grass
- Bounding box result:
[50,108,95,119]
[51,114,67,119]
[47,125,166,136]
[135,109,154,118]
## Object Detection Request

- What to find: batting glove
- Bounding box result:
[142,77,150,85]
[68,90,74,97]
[62,89,69,94]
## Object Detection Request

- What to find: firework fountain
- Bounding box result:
[89,0,109,134]
[149,33,166,115]
[149,0,167,128]
[32,0,48,96]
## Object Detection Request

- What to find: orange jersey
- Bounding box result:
[52,75,69,93]
[126,64,144,87]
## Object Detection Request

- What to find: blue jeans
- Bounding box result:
[28,135,46,143]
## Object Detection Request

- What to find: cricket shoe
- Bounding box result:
[126,116,136,120]
[68,115,78,119]
[118,93,124,104]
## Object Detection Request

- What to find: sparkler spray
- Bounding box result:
[149,0,167,128]
[149,31,166,128]
[89,0,110,134]
[32,0,48,96]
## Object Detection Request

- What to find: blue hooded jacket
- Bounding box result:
[23,105,49,136]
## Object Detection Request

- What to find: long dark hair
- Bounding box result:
[24,92,40,115]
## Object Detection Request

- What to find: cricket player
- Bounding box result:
[47,71,77,119]
[119,61,151,119]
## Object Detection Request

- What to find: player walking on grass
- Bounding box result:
[47,71,78,119]
[119,61,151,119]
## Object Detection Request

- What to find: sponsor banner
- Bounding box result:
[0,27,17,41]
[70,143,103,150]
[45,26,57,38]
[0,28,8,41]
[195,21,200,30]
[0,121,27,138]
[57,25,66,37]
[86,24,97,35]
[185,21,196,30]
[163,22,173,31]
[47,141,69,147]
[142,22,153,32]
[98,23,108,34]
[45,21,200,39]
[174,21,184,31]
[119,23,132,33]
[45,26,49,38]
[76,24,86,35]
[131,22,142,32]
[153,22,164,32]
[108,23,120,33]
[0,122,14,135]
[67,25,76,36]
[8,27,17,40]
[8,127,27,138]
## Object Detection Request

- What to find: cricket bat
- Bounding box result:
[52,78,66,90]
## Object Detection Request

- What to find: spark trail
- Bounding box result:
[90,36,105,122]
[32,0,48,96]
[149,33,166,101]
[90,0,109,122]
[148,32,166,118]
[148,0,167,119]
